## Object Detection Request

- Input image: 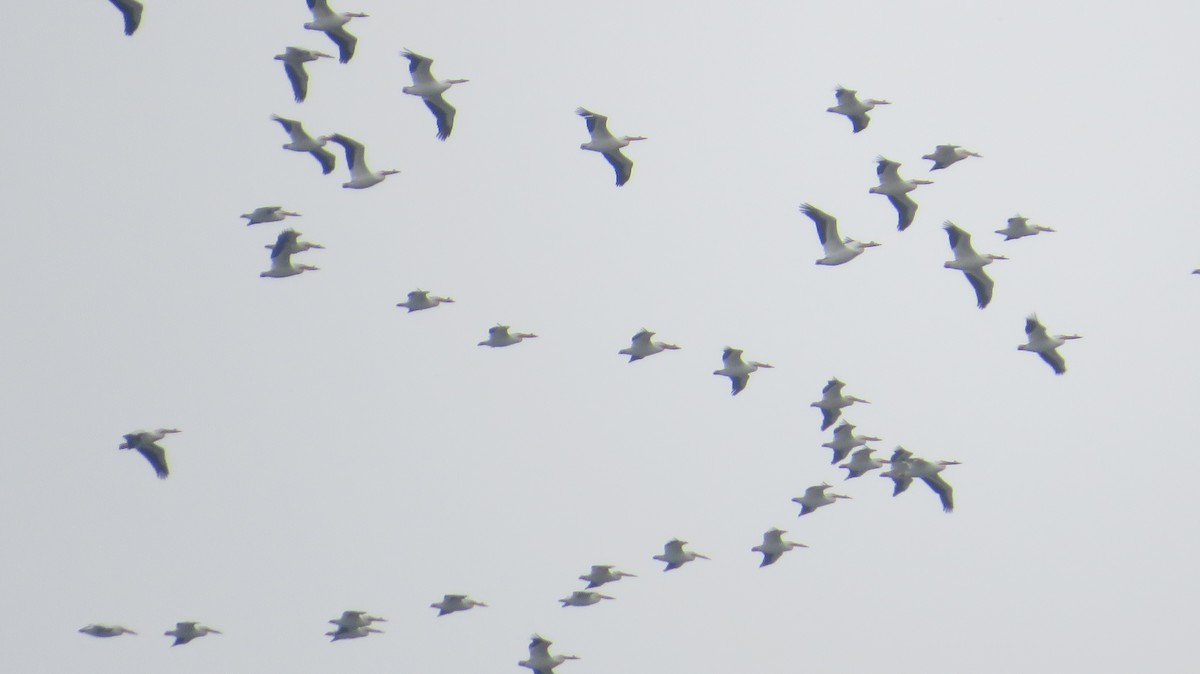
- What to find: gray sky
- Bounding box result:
[2,1,1198,672]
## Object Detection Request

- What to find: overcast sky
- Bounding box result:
[2,1,1198,672]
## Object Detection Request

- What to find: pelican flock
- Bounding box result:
[576,107,646,186]
[401,50,467,140]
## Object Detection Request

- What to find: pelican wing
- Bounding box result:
[964,269,995,309]
[575,107,613,140]
[1038,349,1067,375]
[401,50,436,84]
[271,230,300,259]
[829,444,852,465]
[730,374,749,396]
[721,348,745,369]
[312,146,337,174]
[759,551,782,567]
[918,473,954,512]
[630,329,653,349]
[848,113,869,133]
[329,134,368,177]
[820,407,839,431]
[601,149,633,186]
[944,222,973,256]
[821,378,844,396]
[325,26,357,63]
[1024,316,1049,341]
[271,115,302,137]
[283,60,310,102]
[528,635,552,659]
[763,529,784,544]
[876,157,900,181]
[888,193,918,231]
[110,0,143,36]
[800,204,843,251]
[663,539,685,555]
[135,442,168,479]
[424,96,457,141]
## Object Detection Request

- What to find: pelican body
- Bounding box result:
[271,115,336,175]
[943,222,1007,309]
[118,428,180,479]
[792,483,851,516]
[401,50,467,140]
[397,290,454,312]
[619,329,679,362]
[328,611,386,630]
[275,47,333,102]
[241,206,300,225]
[328,133,399,189]
[996,215,1055,241]
[431,595,487,616]
[560,591,614,607]
[922,145,981,170]
[80,624,137,637]
[578,565,636,588]
[303,0,367,63]
[751,528,807,567]
[839,447,886,479]
[827,87,890,133]
[822,422,881,465]
[811,378,869,431]
[519,635,580,674]
[478,324,537,347]
[653,538,709,570]
[576,107,645,186]
[801,204,880,265]
[713,347,773,396]
[164,622,221,646]
[1018,315,1080,375]
[870,157,931,231]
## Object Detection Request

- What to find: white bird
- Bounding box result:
[275,47,333,102]
[996,215,1055,241]
[118,428,180,479]
[922,144,981,170]
[261,239,320,279]
[811,378,870,431]
[822,422,881,465]
[800,204,880,265]
[519,635,580,674]
[827,86,890,133]
[713,347,774,396]
[618,329,679,362]
[478,324,537,347]
[108,0,143,36]
[792,483,851,516]
[559,590,614,607]
[241,206,301,226]
[653,538,709,571]
[400,50,468,140]
[839,447,887,479]
[1018,315,1081,375]
[328,611,386,630]
[751,528,807,567]
[303,0,367,63]
[431,595,487,616]
[79,624,137,637]
[326,625,383,641]
[880,447,915,496]
[907,456,960,513]
[943,222,1007,309]
[576,107,646,186]
[264,228,324,256]
[271,115,336,175]
[164,622,221,646]
[578,565,636,589]
[328,133,399,189]
[397,289,454,312]
[870,157,931,231]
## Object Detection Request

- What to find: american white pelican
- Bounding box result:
[109,0,143,36]
[164,622,220,646]
[275,47,333,102]
[431,595,487,616]
[328,133,399,189]
[619,329,679,362]
[822,422,881,465]
[653,538,709,570]
[578,565,636,588]
[118,428,180,479]
[812,378,870,431]
[922,145,981,171]
[80,624,137,637]
[839,447,886,480]
[576,107,646,186]
[1018,315,1081,375]
[751,528,807,567]
[303,0,367,63]
[880,447,914,496]
[397,289,454,312]
[943,222,1007,309]
[478,324,537,347]
[519,635,580,674]
[792,483,851,516]
[827,87,890,133]
[713,347,773,396]
[800,204,880,265]
[996,215,1055,241]
[264,228,324,256]
[328,611,386,629]
[907,457,958,512]
[261,241,319,279]
[400,50,467,140]
[271,115,336,175]
[241,206,301,226]
[559,590,614,607]
[870,157,931,231]
[326,625,383,641]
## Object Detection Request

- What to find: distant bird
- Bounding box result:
[839,447,887,480]
[822,422,881,465]
[811,378,869,431]
[241,206,301,226]
[880,447,915,496]
[397,290,455,312]
[327,134,399,189]
[400,50,468,140]
[922,145,981,170]
[274,47,333,102]
[1018,315,1081,375]
[576,107,646,186]
[164,622,220,646]
[264,229,324,256]
[870,157,931,231]
[713,347,774,396]
[800,204,880,266]
[943,222,1007,309]
[328,611,386,630]
[261,241,319,279]
[431,595,487,616]
[578,565,636,589]
[826,86,890,133]
[326,625,383,641]
[519,635,580,674]
[303,0,367,63]
[270,115,336,175]
[995,215,1055,241]
[751,528,807,567]
[618,329,680,362]
[118,428,180,479]
[653,538,710,571]
[559,591,614,607]
[907,456,960,512]
[478,324,537,347]
[792,483,851,516]
[79,624,137,638]
[108,0,143,36]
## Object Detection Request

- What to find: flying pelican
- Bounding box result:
[79,624,137,637]
[907,456,960,512]
[108,0,143,36]
[827,86,890,133]
[839,447,887,479]
[1018,315,1081,375]
[812,378,870,431]
[653,538,710,570]
[118,428,180,479]
[326,625,383,641]
[751,528,807,567]
[559,591,614,607]
[800,204,880,265]
[303,0,367,63]
[922,145,981,170]
[576,107,646,186]
[431,595,487,616]
[822,422,881,465]
[880,447,914,496]
[943,222,1007,309]
[270,115,336,175]
[328,611,386,629]
[995,215,1055,241]
[713,347,773,396]
[328,134,399,189]
[261,239,319,278]
[400,50,468,140]
[241,206,301,226]
[164,622,221,646]
[274,47,333,102]
[792,483,851,516]
[397,290,455,312]
[619,329,680,362]
[578,565,636,589]
[870,157,931,231]
[478,324,537,347]
[264,229,324,256]
[519,635,580,674]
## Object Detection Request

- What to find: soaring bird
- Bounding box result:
[303,0,367,63]
[241,206,301,226]
[328,611,385,630]
[576,107,646,186]
[478,324,537,347]
[907,456,961,513]
[618,329,680,362]
[751,528,807,567]
[118,428,180,479]
[431,595,487,616]
[559,591,614,607]
[79,624,137,638]
[108,0,143,36]
[880,447,915,496]
[264,229,324,256]
[653,539,709,571]
[578,565,636,589]
[996,215,1055,241]
[839,447,887,480]
[400,50,468,140]
[328,134,399,189]
[164,622,220,646]
[519,635,580,674]
[261,238,319,278]
[870,157,931,231]
[792,483,851,516]
[1018,315,1081,375]
[822,422,881,465]
[811,378,869,431]
[800,204,880,265]
[922,145,981,170]
[826,86,890,133]
[397,290,455,312]
[274,47,333,102]
[270,115,336,175]
[943,222,1007,309]
[713,347,773,396]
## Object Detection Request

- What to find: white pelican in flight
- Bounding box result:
[164,622,221,646]
[559,590,614,607]
[261,238,319,279]
[822,422,881,465]
[811,378,869,431]
[713,347,773,396]
[478,324,537,347]
[619,329,679,362]
[792,483,851,516]
[327,625,383,641]
[827,86,890,133]
[303,0,367,63]
[995,215,1055,241]
[264,229,323,256]
[519,635,580,674]
[579,565,636,588]
[922,145,981,171]
[241,206,300,226]
[329,611,385,629]
[880,447,915,496]
[751,528,807,567]
[397,290,454,312]
[576,107,646,186]
[870,157,931,231]
[270,115,336,175]
[1018,315,1081,375]
[328,133,399,189]
[839,447,886,480]
[275,47,333,102]
[431,595,487,616]
[943,222,1007,309]
[800,204,880,265]
[118,428,180,479]
[401,50,468,140]
[908,457,959,512]
[80,624,137,637]
[653,538,709,571]
[108,0,143,36]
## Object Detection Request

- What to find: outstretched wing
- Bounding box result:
[918,473,955,512]
[136,442,168,479]
[424,96,457,141]
[283,60,309,102]
[964,269,995,309]
[602,149,633,186]
[1039,349,1067,375]
[888,193,917,231]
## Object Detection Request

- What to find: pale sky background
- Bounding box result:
[2,1,1198,672]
